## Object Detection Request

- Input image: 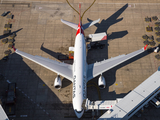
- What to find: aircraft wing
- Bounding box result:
[87,46,147,81]
[15,49,73,82]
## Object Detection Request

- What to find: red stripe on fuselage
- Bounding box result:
[76,24,84,36]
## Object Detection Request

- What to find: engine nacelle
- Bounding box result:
[54,75,62,89]
[98,75,106,89]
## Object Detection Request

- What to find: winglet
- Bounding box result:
[12,45,16,51]
[144,44,148,50]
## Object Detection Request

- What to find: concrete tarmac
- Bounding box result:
[0,0,160,120]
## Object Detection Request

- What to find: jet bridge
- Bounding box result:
[83,98,122,111]
[98,66,160,120]
[82,98,122,119]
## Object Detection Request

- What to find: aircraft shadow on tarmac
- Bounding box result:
[39,3,151,102]
[87,3,129,64]
[0,53,73,119]
[40,42,65,61]
[86,3,153,100]
[0,28,23,40]
[40,43,72,88]
[39,3,136,100]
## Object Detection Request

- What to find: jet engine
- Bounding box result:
[98,75,106,89]
[54,75,62,89]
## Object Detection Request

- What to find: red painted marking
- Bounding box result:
[101,35,107,40]
[12,46,16,51]
[76,27,80,36]
[111,105,112,107]
[76,3,85,36]
[79,4,81,8]
[76,24,84,36]
[144,44,148,50]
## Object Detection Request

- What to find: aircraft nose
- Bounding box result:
[74,109,84,118]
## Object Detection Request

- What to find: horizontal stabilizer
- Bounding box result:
[87,32,107,42]
[61,19,78,30]
[83,18,100,30]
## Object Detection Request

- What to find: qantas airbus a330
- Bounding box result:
[13,4,148,118]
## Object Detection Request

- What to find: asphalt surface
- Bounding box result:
[0,0,160,120]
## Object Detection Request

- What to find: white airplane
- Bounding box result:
[13,4,148,118]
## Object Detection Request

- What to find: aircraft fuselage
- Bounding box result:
[72,29,87,118]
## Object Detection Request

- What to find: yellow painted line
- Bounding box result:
[81,0,96,20]
[66,0,97,20]
[66,0,79,15]
[87,81,101,100]
[87,81,103,115]
[9,107,11,113]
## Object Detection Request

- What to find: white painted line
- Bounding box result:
[2,0,63,3]
[98,3,160,5]
[20,115,28,117]
[7,80,11,83]
[99,3,126,4]
[5,79,50,116]
[9,115,16,117]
